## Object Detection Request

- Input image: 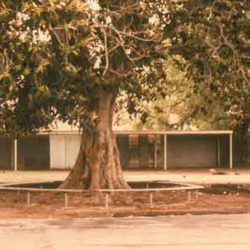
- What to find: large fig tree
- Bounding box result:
[0,0,169,189]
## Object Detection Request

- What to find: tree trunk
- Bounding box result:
[60,89,130,190]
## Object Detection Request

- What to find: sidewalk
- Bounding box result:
[1,168,250,185]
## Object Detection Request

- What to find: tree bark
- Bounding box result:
[60,89,130,190]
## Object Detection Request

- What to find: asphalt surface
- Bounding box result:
[1,214,250,250]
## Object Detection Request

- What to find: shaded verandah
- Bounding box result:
[0,130,233,171]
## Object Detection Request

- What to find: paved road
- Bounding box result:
[0,214,250,250]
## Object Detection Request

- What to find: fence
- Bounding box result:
[0,182,204,209]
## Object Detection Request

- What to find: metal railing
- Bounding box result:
[0,182,204,208]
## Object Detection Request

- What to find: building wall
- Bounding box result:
[50,134,81,169]
[247,137,250,164]
[167,135,217,167]
[0,136,13,170]
[116,134,230,169]
[117,134,155,169]
[17,135,50,170]
[0,133,232,170]
[219,135,230,167]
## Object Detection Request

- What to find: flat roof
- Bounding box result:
[39,130,233,135]
[115,130,233,135]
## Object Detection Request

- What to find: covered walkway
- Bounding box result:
[0,130,234,171]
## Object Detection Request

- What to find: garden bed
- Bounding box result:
[1,182,250,218]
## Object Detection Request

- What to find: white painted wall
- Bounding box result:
[50,134,81,169]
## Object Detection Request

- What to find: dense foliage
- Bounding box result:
[164,0,250,132]
[1,1,249,133]
[0,0,169,137]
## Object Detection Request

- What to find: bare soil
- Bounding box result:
[1,185,250,218]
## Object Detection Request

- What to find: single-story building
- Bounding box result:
[0,130,234,171]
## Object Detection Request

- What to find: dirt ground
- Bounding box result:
[1,169,250,219]
[1,185,250,219]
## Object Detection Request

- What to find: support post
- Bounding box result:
[149,192,153,208]
[154,135,157,169]
[195,190,198,200]
[163,134,167,171]
[188,191,191,201]
[217,136,221,166]
[64,193,68,208]
[27,192,31,206]
[229,133,233,169]
[105,193,110,209]
[14,139,17,171]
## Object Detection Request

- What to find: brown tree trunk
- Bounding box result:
[60,89,130,190]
